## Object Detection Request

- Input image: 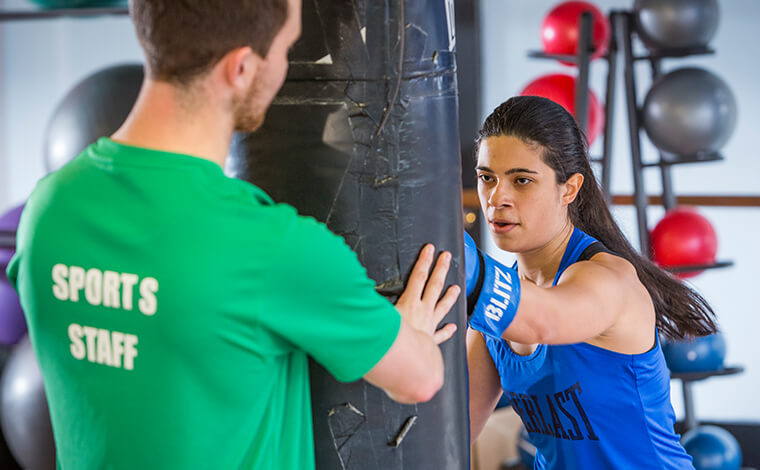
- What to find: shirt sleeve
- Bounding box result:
[257,212,401,383]
[5,255,18,290]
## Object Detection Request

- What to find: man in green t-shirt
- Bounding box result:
[6,0,462,468]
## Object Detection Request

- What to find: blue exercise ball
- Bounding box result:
[662,332,726,373]
[634,0,719,51]
[682,425,742,470]
[642,67,737,156]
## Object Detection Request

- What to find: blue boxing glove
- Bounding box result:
[464,231,521,340]
[464,231,481,298]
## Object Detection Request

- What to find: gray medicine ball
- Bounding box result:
[634,0,719,51]
[642,67,737,156]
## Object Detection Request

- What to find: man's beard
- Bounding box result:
[232,80,267,132]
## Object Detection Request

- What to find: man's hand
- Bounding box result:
[395,244,460,344]
[364,244,461,403]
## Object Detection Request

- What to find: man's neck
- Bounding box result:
[111,79,233,168]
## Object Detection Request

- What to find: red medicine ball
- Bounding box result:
[520,73,605,145]
[541,1,611,64]
[650,207,718,279]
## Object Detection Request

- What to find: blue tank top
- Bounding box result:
[485,228,694,469]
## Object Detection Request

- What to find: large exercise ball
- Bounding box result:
[634,0,719,51]
[662,332,726,373]
[0,345,22,469]
[0,336,55,469]
[642,67,736,156]
[682,425,742,470]
[0,283,25,348]
[650,207,717,279]
[44,63,143,173]
[521,73,604,145]
[541,1,611,63]
[0,204,23,267]
[0,204,26,347]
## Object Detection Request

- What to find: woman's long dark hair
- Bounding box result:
[475,96,716,339]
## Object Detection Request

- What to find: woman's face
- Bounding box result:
[476,135,574,253]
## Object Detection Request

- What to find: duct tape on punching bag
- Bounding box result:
[228,0,469,468]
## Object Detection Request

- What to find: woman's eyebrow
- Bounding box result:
[476,166,538,175]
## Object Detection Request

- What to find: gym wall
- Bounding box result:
[0,5,142,206]
[0,22,5,206]
[478,0,760,423]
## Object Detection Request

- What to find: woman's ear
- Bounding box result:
[561,173,584,205]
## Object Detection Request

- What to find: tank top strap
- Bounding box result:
[552,228,599,286]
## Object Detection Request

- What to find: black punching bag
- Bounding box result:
[228,1,469,468]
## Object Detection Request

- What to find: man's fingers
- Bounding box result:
[397,244,435,305]
[421,251,451,307]
[433,285,461,323]
[432,323,458,345]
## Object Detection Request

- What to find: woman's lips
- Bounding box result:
[489,219,517,234]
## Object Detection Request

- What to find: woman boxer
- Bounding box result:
[465,95,714,469]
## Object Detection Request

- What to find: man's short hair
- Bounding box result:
[130,0,289,85]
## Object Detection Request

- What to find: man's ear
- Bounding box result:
[221,46,259,92]
[561,173,584,205]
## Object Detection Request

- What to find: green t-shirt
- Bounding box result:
[6,138,401,470]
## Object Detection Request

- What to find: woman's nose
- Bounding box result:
[488,181,512,207]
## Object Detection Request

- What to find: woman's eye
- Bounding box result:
[515,177,532,185]
[478,174,494,183]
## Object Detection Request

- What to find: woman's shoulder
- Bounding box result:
[559,251,652,318]
[568,251,656,354]
[560,250,639,289]
[588,250,637,276]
